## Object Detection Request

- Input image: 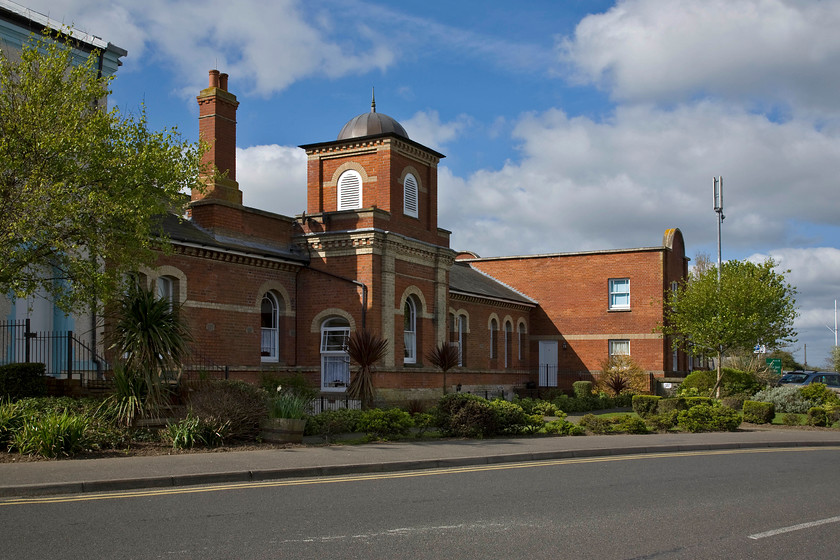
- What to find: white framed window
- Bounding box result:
[609,339,630,357]
[403,173,418,218]
[156,276,174,308]
[457,315,466,367]
[261,293,279,362]
[609,278,630,310]
[490,318,498,359]
[321,318,350,391]
[404,298,417,364]
[337,170,362,210]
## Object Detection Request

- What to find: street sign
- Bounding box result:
[766,358,782,376]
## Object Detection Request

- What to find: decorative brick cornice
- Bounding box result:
[449,291,534,311]
[296,229,456,265]
[173,244,301,272]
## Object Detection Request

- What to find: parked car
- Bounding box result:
[778,371,840,393]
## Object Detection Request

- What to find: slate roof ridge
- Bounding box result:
[464,263,539,304]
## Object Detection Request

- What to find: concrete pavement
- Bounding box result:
[2,428,840,499]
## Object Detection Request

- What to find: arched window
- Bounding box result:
[261,293,279,362]
[321,317,350,391]
[403,173,418,218]
[404,297,417,364]
[504,321,513,368]
[337,170,362,210]
[450,313,467,367]
[518,322,526,362]
[490,318,498,360]
[156,276,175,308]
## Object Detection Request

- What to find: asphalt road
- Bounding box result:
[2,447,839,559]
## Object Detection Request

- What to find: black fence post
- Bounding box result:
[24,318,31,363]
[66,331,74,380]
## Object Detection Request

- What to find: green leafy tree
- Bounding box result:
[768,349,804,372]
[0,33,204,313]
[661,259,797,397]
[830,346,840,373]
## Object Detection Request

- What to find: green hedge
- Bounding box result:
[742,400,775,424]
[631,395,661,418]
[677,404,741,432]
[357,408,414,439]
[679,368,761,397]
[0,363,47,400]
[579,414,650,435]
[572,381,593,399]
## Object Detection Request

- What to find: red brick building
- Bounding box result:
[140,71,688,402]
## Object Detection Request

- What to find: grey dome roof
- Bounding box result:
[337,96,408,140]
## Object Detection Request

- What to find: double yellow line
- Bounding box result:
[1,446,834,507]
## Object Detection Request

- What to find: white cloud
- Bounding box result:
[25,0,396,96]
[440,102,840,257]
[401,110,472,151]
[236,145,307,216]
[559,0,840,114]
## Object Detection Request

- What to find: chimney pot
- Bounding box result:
[219,73,229,91]
[209,69,220,88]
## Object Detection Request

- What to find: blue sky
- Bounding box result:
[26,0,840,367]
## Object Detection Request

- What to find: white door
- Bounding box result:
[539,340,558,387]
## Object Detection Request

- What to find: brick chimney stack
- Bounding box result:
[193,69,242,204]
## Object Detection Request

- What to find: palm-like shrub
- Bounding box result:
[110,282,192,415]
[598,355,649,395]
[346,329,388,410]
[427,341,459,395]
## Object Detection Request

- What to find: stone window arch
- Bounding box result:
[321,316,351,391]
[337,169,362,210]
[403,173,418,218]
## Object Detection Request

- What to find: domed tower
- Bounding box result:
[296,95,455,371]
[298,94,447,246]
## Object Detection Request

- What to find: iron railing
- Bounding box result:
[0,319,108,382]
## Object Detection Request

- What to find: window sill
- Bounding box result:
[607,308,631,313]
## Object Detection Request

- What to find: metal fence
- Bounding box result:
[309,394,361,414]
[0,319,108,382]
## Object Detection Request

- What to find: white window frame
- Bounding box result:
[609,278,630,310]
[404,298,417,364]
[403,173,418,218]
[261,293,279,362]
[609,339,630,357]
[457,315,466,367]
[337,170,362,210]
[321,318,350,391]
[156,276,174,309]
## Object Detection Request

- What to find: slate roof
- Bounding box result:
[155,213,309,264]
[448,262,536,306]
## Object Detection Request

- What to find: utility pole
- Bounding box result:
[827,299,838,347]
[713,177,725,281]
[713,177,725,396]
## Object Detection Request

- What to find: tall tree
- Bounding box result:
[830,346,840,373]
[661,259,798,396]
[0,33,204,313]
